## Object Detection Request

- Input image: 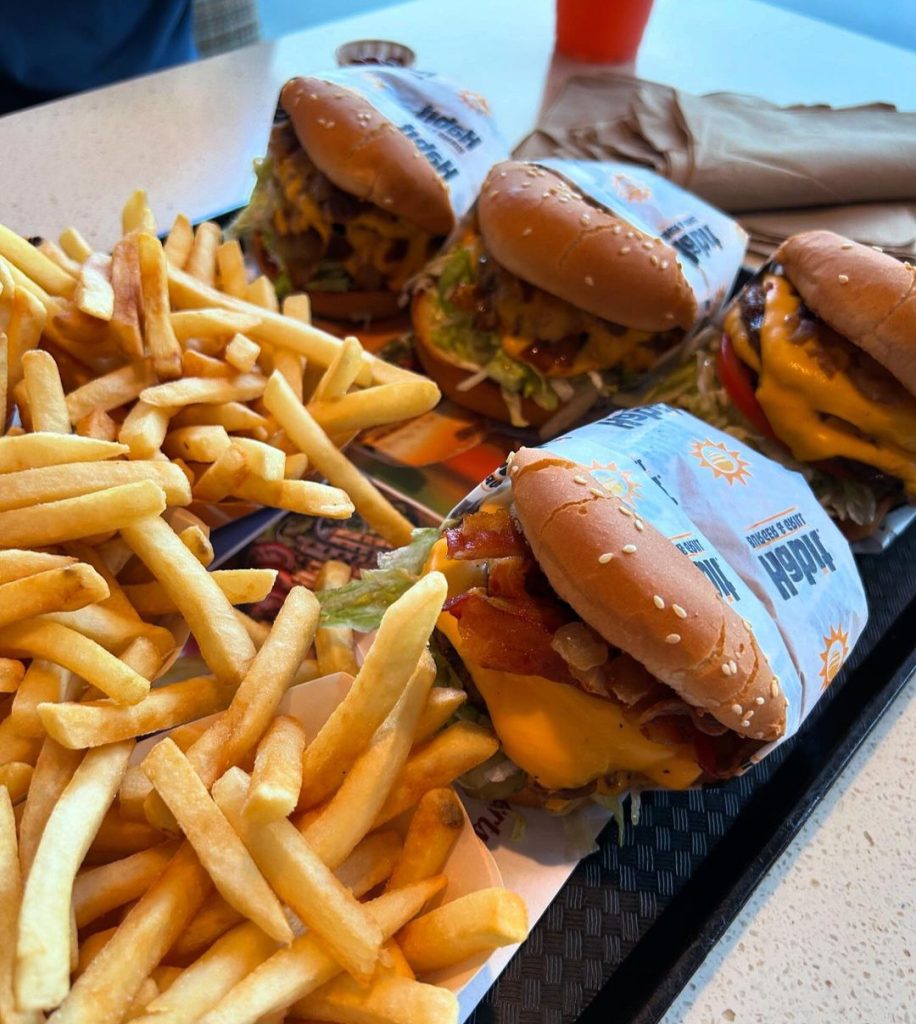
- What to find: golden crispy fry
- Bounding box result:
[185,222,221,287]
[110,234,144,358]
[311,335,364,403]
[140,372,265,408]
[281,292,311,323]
[388,788,464,890]
[0,479,166,548]
[170,308,261,344]
[52,843,210,1024]
[0,332,7,430]
[21,349,70,433]
[264,372,414,546]
[15,740,133,1010]
[374,722,499,828]
[84,809,162,864]
[214,766,383,982]
[0,621,150,704]
[18,738,83,879]
[0,432,127,474]
[242,714,307,823]
[309,380,440,437]
[165,891,246,962]
[40,603,175,659]
[59,227,93,263]
[122,189,157,235]
[233,476,354,519]
[215,239,248,299]
[285,451,308,479]
[0,657,24,692]
[0,762,32,802]
[142,739,292,944]
[181,348,233,378]
[65,358,158,423]
[0,564,109,629]
[163,425,231,463]
[75,252,114,321]
[0,789,31,1024]
[303,653,437,870]
[413,688,467,748]
[6,287,47,393]
[314,560,358,677]
[138,232,183,380]
[225,436,284,480]
[38,673,236,749]
[75,407,118,440]
[37,239,81,277]
[223,333,260,373]
[118,400,175,459]
[0,223,75,298]
[163,213,194,269]
[0,549,76,584]
[171,400,267,433]
[124,568,276,617]
[399,889,528,974]
[10,660,79,739]
[244,275,278,312]
[294,970,458,1024]
[73,840,181,928]
[299,574,447,811]
[0,713,42,765]
[191,443,250,502]
[0,460,190,512]
[271,346,305,402]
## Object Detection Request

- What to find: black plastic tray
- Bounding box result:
[468,527,916,1024]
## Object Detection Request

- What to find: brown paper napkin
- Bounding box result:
[515,74,916,258]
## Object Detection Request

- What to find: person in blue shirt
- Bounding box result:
[0,1,197,116]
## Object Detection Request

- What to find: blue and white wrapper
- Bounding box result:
[449,403,868,752]
[314,67,508,220]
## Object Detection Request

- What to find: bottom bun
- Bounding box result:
[412,291,554,427]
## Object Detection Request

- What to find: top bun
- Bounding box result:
[477,161,697,332]
[509,448,786,741]
[280,77,454,236]
[775,230,916,397]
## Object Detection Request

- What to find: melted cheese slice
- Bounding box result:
[427,540,701,792]
[755,275,916,495]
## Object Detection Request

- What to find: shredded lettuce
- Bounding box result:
[317,528,441,631]
[308,261,352,293]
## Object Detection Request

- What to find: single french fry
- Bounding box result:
[215,239,248,299]
[214,766,384,982]
[193,877,447,1024]
[165,891,246,962]
[76,407,118,441]
[142,739,292,944]
[163,425,231,463]
[0,223,75,297]
[120,514,256,686]
[0,789,33,1024]
[18,738,83,879]
[309,380,440,437]
[0,621,150,704]
[52,842,211,1024]
[243,715,306,824]
[75,251,115,321]
[65,358,158,423]
[74,926,117,977]
[191,443,249,502]
[0,549,76,584]
[84,809,162,864]
[10,660,79,739]
[398,889,528,974]
[234,475,355,519]
[110,234,144,358]
[311,335,364,403]
[0,564,109,630]
[140,372,265,408]
[387,788,464,890]
[0,714,42,765]
[285,451,308,479]
[171,400,267,433]
[122,189,157,235]
[299,573,447,811]
[40,603,175,659]
[0,258,14,330]
[294,970,458,1024]
[119,400,175,459]
[303,653,437,870]
[14,740,133,1010]
[282,292,311,323]
[264,372,413,546]
[21,349,70,433]
[0,479,166,549]
[137,232,182,380]
[0,459,190,512]
[244,275,278,312]
[335,830,403,897]
[38,673,235,749]
[314,560,358,677]
[413,688,467,748]
[170,308,261,344]
[0,657,24,692]
[163,213,194,269]
[223,332,260,373]
[181,348,233,378]
[0,762,32,803]
[73,840,181,928]
[118,719,209,822]
[59,226,93,263]
[185,222,221,287]
[226,436,284,480]
[123,568,276,617]
[0,332,7,430]
[374,722,499,828]
[6,288,47,394]
[271,346,305,402]
[0,432,127,474]
[37,239,81,277]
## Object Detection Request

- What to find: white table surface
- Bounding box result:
[0,1,914,1020]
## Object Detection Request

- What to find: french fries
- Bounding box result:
[242,714,306,823]
[387,787,465,889]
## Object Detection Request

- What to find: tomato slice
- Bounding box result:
[716,334,778,440]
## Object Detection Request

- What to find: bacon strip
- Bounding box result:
[445,508,526,561]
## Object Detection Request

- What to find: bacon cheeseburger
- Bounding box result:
[428,448,787,811]
[663,231,916,537]
[240,76,454,320]
[412,160,696,428]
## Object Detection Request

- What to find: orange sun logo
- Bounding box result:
[588,461,642,505]
[689,439,752,486]
[612,173,651,204]
[458,90,490,115]
[819,626,849,690]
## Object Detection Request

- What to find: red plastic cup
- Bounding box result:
[555,0,654,63]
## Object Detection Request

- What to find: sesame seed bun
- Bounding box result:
[775,231,916,397]
[477,161,697,332]
[411,290,555,426]
[280,77,454,237]
[510,448,787,741]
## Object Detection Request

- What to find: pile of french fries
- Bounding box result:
[0,194,527,1023]
[0,189,441,544]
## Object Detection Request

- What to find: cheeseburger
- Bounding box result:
[412,160,697,428]
[239,76,454,320]
[428,448,786,811]
[655,231,916,537]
